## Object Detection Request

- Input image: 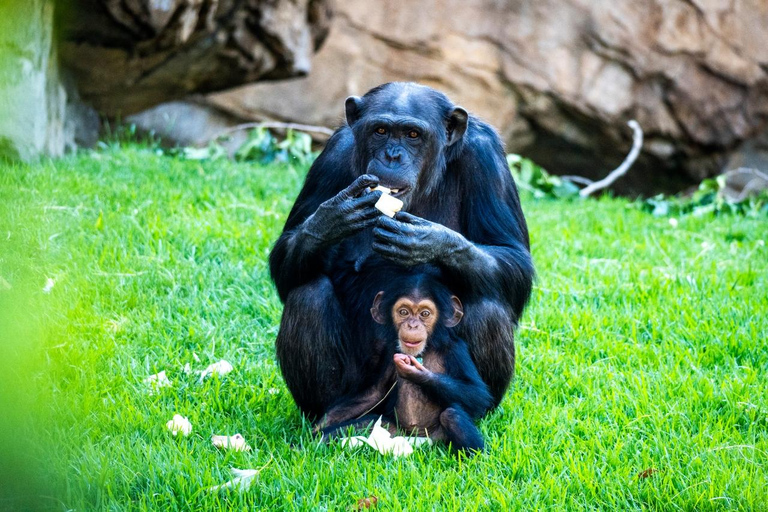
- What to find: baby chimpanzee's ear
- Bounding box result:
[444,295,464,327]
[370,291,386,324]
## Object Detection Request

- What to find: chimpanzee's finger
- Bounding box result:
[372,241,410,262]
[349,189,382,209]
[350,216,380,233]
[409,356,426,371]
[373,230,416,253]
[372,226,401,244]
[377,215,415,236]
[393,211,428,225]
[341,174,379,199]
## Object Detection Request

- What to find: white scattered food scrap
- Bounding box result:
[199,360,234,381]
[211,433,251,452]
[207,458,272,492]
[268,388,280,395]
[166,414,192,437]
[42,278,56,294]
[144,370,172,394]
[340,416,432,458]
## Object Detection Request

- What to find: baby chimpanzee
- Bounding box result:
[319,266,493,453]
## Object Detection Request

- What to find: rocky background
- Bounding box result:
[199,0,768,194]
[3,0,768,194]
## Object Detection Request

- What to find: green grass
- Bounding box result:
[1,144,766,511]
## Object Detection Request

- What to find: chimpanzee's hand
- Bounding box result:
[301,174,381,247]
[394,353,431,383]
[372,212,467,267]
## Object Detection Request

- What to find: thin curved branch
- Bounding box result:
[579,120,644,197]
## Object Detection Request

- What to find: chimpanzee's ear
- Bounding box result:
[446,107,468,146]
[371,291,386,324]
[345,96,364,127]
[444,295,464,327]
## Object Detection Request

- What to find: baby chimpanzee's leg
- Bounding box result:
[439,406,484,454]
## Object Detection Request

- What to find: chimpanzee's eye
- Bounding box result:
[408,130,419,139]
[375,127,387,135]
[398,308,409,317]
[420,310,431,318]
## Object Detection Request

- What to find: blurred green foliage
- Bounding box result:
[506,154,580,199]
[637,176,768,218]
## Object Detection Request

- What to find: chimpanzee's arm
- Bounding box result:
[372,121,533,320]
[269,129,381,302]
[398,342,493,419]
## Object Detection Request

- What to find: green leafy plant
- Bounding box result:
[637,175,768,218]
[235,127,317,165]
[506,154,580,199]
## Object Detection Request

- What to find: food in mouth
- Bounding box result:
[372,186,404,217]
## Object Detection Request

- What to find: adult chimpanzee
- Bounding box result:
[269,82,533,421]
[318,266,493,454]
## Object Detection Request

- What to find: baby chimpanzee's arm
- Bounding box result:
[393,340,493,419]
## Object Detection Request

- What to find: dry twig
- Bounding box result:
[576,120,644,197]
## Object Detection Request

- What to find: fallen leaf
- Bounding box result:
[199,360,234,381]
[212,433,251,452]
[166,414,192,436]
[356,495,379,510]
[207,457,272,492]
[144,370,172,394]
[637,468,659,479]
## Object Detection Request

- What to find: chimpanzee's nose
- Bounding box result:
[385,147,402,164]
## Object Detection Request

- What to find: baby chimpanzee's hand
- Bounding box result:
[394,354,430,383]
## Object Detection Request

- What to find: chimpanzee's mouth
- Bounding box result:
[380,185,409,198]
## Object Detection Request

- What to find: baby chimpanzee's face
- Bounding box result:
[391,296,438,356]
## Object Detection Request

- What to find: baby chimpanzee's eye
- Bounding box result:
[398,308,409,317]
[420,310,431,318]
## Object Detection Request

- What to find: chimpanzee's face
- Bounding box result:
[358,113,435,206]
[390,295,439,357]
[345,83,468,207]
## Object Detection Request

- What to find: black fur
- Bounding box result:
[320,266,493,454]
[270,82,533,420]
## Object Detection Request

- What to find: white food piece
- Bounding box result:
[340,416,431,458]
[166,414,192,436]
[144,370,172,394]
[211,433,251,452]
[371,185,391,195]
[375,193,403,218]
[199,360,234,381]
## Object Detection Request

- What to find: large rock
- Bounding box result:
[0,0,69,161]
[207,0,768,194]
[59,0,332,116]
